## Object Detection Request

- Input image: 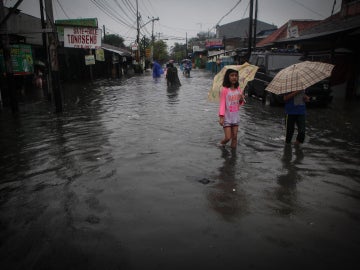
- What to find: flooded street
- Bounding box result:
[1,69,359,269]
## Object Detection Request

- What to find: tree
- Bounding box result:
[103,34,125,48]
[170,42,187,62]
[198,31,216,39]
[153,40,168,63]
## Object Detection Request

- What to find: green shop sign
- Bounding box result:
[55,18,98,42]
[0,44,34,75]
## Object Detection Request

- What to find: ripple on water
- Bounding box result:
[0,72,359,268]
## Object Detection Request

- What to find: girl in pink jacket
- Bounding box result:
[218,68,245,148]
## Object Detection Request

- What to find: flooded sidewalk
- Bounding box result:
[0,69,359,269]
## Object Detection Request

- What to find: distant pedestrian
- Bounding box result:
[152,60,163,79]
[166,62,181,87]
[283,90,310,145]
[33,67,43,90]
[218,69,245,148]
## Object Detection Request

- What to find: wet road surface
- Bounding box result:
[1,69,359,269]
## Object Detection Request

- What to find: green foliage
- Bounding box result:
[153,40,169,63]
[169,43,187,62]
[103,34,125,48]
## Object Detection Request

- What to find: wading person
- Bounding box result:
[166,62,181,87]
[152,59,163,79]
[283,89,309,145]
[33,67,43,90]
[218,69,245,148]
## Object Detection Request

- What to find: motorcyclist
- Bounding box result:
[183,60,192,77]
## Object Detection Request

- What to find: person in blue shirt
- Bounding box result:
[152,60,163,79]
[283,90,310,145]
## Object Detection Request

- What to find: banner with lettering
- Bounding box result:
[64,27,102,49]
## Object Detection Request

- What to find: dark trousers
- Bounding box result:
[285,114,306,143]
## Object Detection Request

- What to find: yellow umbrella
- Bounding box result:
[208,62,259,102]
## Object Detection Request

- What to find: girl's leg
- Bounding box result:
[230,125,239,148]
[220,127,232,145]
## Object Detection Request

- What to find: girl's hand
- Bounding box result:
[219,116,224,126]
[239,94,246,104]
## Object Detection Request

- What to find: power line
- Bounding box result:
[142,0,157,17]
[113,0,136,23]
[55,0,70,19]
[216,0,242,26]
[290,0,326,18]
[122,0,136,15]
[90,0,135,29]
[158,23,198,33]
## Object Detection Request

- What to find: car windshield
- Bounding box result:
[267,55,302,71]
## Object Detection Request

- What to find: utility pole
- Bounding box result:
[150,17,159,62]
[0,0,21,113]
[253,0,258,50]
[185,32,188,58]
[136,0,140,65]
[45,0,62,113]
[39,0,50,101]
[247,0,254,59]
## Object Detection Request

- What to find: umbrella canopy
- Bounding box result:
[34,60,46,67]
[208,62,259,102]
[265,61,334,95]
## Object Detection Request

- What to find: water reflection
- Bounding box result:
[1,71,359,268]
[207,148,247,221]
[274,144,304,216]
[166,85,179,104]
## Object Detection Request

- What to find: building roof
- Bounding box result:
[217,18,276,39]
[256,28,277,39]
[284,13,360,42]
[270,2,360,45]
[256,20,321,48]
[2,7,43,46]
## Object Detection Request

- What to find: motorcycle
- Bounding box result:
[181,59,192,78]
[183,66,191,77]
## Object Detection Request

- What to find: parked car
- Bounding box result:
[247,51,333,107]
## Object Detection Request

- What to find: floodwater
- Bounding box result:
[0,69,359,270]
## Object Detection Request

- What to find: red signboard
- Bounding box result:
[205,38,223,49]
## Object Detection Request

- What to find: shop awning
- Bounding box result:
[101,43,131,57]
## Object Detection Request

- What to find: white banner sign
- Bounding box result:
[85,55,95,65]
[287,25,299,38]
[131,43,138,50]
[64,27,102,49]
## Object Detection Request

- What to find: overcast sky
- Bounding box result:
[5,0,341,47]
